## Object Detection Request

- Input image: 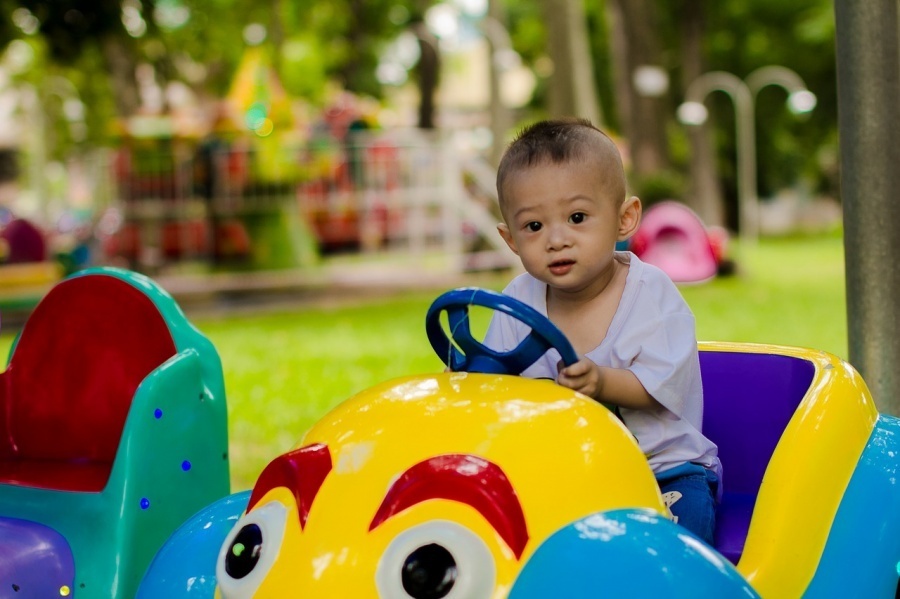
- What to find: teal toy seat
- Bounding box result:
[0,267,230,598]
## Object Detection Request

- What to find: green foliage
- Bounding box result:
[499,0,838,207]
[0,2,19,47]
[16,0,140,62]
[631,169,686,207]
[0,0,842,218]
[702,0,837,199]
[0,0,428,149]
[280,33,329,103]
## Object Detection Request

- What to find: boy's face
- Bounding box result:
[498,159,639,295]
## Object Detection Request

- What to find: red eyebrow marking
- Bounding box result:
[369,454,529,559]
[247,443,332,530]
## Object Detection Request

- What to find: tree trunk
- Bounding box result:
[678,0,725,227]
[487,0,512,166]
[609,0,670,177]
[101,34,140,117]
[412,22,440,129]
[605,1,631,134]
[541,0,601,124]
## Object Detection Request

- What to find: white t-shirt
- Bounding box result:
[484,252,721,479]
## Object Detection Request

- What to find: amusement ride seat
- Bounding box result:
[0,267,230,599]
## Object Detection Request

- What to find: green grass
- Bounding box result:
[684,231,847,357]
[196,296,452,489]
[0,231,847,491]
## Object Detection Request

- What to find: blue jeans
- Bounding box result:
[655,462,718,545]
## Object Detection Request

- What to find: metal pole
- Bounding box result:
[745,65,809,96]
[732,82,757,242]
[834,0,900,413]
[682,72,758,242]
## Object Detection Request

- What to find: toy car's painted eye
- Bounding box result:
[376,521,496,599]
[402,543,456,598]
[225,523,263,578]
[216,501,288,599]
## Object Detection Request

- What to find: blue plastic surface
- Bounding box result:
[803,415,900,597]
[136,490,251,598]
[0,517,75,596]
[508,509,759,599]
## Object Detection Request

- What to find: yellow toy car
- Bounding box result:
[139,288,900,598]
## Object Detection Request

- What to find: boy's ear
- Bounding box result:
[497,223,519,255]
[617,196,642,241]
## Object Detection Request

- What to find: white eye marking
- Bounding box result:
[216,501,289,599]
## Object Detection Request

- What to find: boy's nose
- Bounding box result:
[546,223,572,250]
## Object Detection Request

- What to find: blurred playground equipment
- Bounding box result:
[91,51,514,279]
[0,267,229,598]
[0,214,65,315]
[0,45,515,312]
[99,122,514,277]
[629,201,730,284]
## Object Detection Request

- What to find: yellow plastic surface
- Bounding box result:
[699,342,878,598]
[228,372,668,598]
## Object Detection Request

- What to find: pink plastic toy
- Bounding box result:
[630,201,725,284]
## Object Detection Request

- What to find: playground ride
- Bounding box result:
[629,201,730,283]
[0,267,229,598]
[0,216,64,314]
[138,287,900,598]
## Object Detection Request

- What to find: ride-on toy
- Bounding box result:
[138,287,900,597]
[0,267,230,598]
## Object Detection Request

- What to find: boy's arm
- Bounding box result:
[557,358,661,410]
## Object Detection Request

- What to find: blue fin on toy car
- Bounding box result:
[137,490,250,598]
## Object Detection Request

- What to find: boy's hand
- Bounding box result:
[557,358,659,411]
[556,357,604,400]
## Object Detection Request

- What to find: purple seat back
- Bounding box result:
[700,350,815,561]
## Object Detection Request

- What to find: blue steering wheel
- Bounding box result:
[426,288,579,375]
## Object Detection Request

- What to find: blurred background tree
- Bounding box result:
[501,0,835,231]
[0,0,837,232]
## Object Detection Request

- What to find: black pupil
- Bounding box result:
[225,523,263,579]
[401,543,458,599]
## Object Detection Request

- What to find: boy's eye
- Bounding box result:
[569,212,586,224]
[526,222,542,232]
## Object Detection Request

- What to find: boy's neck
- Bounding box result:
[546,257,628,355]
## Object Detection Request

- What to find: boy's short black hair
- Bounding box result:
[496,118,624,214]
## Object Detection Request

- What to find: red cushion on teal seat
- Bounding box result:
[0,274,177,491]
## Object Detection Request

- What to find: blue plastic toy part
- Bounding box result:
[136,490,251,598]
[508,509,759,599]
[0,517,75,597]
[802,414,900,597]
[425,287,579,374]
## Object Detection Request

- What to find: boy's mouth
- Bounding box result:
[548,259,575,275]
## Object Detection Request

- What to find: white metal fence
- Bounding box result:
[93,128,513,274]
